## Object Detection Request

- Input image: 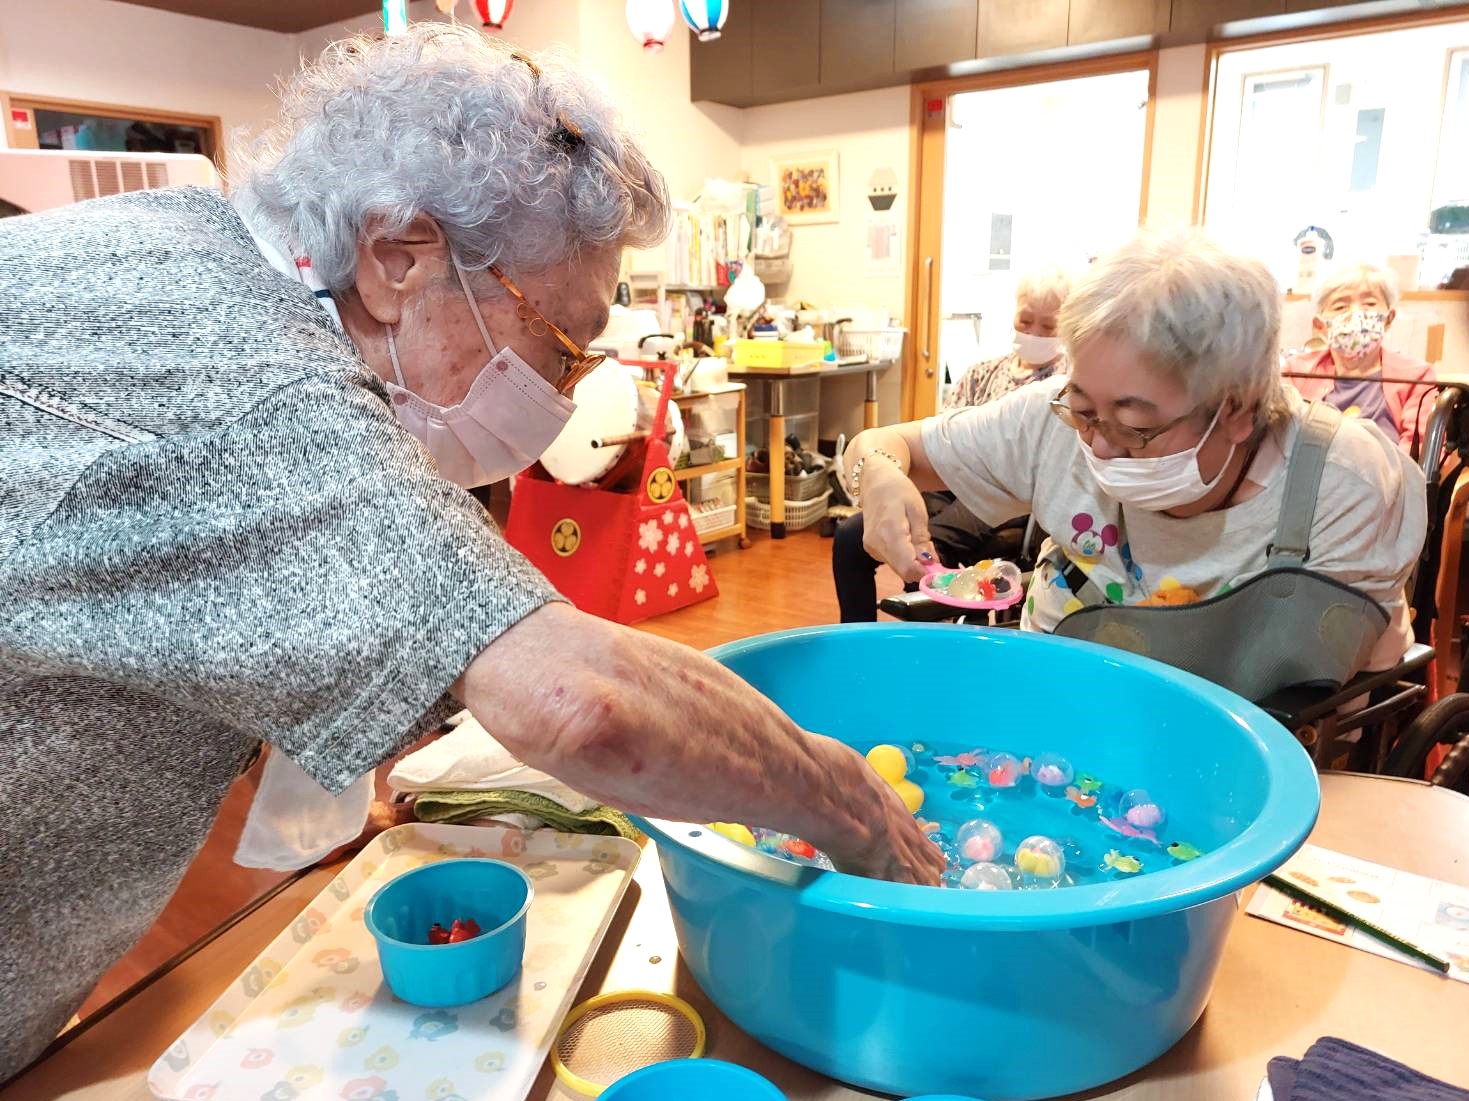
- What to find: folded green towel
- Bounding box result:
[411,789,641,841]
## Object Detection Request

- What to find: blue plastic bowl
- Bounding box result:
[636,625,1319,1100]
[364,858,532,1007]
[600,1059,787,1100]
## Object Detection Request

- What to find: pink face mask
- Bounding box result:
[383,258,576,487]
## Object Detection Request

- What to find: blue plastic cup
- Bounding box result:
[364,858,532,1007]
[600,1059,787,1100]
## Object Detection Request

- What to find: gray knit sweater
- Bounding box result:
[0,187,558,1078]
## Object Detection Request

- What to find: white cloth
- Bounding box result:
[921,375,1426,671]
[234,749,374,871]
[388,712,596,812]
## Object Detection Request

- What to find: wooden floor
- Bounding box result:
[78,527,904,1018]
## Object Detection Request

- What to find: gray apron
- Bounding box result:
[1052,403,1389,700]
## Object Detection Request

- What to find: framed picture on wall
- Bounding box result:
[771,151,840,225]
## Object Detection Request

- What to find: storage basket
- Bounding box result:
[747,492,830,533]
[691,501,736,537]
[746,459,830,504]
[834,327,905,363]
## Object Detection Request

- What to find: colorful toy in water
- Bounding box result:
[1076,774,1104,795]
[1064,785,1097,809]
[960,862,1014,891]
[1099,815,1158,844]
[946,769,979,790]
[708,822,755,847]
[935,750,986,768]
[987,752,1023,788]
[1120,789,1166,831]
[1166,841,1203,862]
[426,918,482,945]
[866,743,926,813]
[1031,752,1074,792]
[955,818,1003,864]
[1014,835,1066,885]
[1102,849,1143,875]
[781,838,818,860]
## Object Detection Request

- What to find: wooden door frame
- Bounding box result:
[901,51,1159,421]
[1,91,223,167]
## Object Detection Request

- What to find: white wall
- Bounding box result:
[0,0,297,147]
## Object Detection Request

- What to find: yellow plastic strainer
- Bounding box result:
[550,990,707,1096]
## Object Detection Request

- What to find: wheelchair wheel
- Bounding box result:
[1383,693,1469,778]
[1432,735,1469,793]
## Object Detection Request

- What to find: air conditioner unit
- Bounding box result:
[0,148,219,216]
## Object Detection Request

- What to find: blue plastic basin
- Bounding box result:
[601,1059,787,1100]
[364,858,531,1007]
[636,625,1319,1100]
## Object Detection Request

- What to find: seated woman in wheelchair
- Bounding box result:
[1286,261,1438,456]
[832,265,1071,622]
[845,231,1428,697]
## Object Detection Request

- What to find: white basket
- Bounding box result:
[835,327,906,363]
[746,491,830,532]
[691,500,736,536]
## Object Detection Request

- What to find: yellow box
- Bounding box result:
[733,339,826,369]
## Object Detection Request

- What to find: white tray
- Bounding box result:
[148,824,640,1101]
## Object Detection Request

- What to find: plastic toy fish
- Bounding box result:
[1166,842,1202,862]
[1064,786,1097,809]
[1021,756,1033,775]
[780,838,817,860]
[1103,849,1143,874]
[1077,774,1104,795]
[946,769,979,789]
[1099,815,1158,844]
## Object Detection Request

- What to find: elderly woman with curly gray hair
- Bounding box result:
[0,24,940,1071]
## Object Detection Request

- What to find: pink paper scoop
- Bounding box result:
[917,558,1025,611]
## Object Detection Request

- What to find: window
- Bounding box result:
[1204,20,1469,292]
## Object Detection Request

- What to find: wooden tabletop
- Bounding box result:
[7,772,1468,1100]
[727,360,896,381]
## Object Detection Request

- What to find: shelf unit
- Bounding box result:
[672,383,749,549]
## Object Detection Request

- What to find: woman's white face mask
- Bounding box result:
[383,258,576,487]
[1082,405,1236,512]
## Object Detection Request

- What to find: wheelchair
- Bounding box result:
[877,381,1469,793]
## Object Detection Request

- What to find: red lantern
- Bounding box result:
[473,0,513,30]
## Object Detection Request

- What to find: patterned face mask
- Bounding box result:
[1326,309,1387,362]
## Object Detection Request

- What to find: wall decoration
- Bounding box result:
[680,0,729,41]
[474,0,514,31]
[867,166,898,211]
[770,151,840,225]
[627,0,676,51]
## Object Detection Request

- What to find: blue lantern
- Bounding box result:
[680,0,729,42]
[382,0,408,34]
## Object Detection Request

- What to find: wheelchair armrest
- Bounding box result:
[1256,643,1435,726]
[878,590,965,622]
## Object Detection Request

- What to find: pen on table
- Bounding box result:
[1263,873,1451,974]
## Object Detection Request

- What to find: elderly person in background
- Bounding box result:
[0,26,940,1074]
[1288,262,1438,455]
[845,232,1424,664]
[831,267,1070,622]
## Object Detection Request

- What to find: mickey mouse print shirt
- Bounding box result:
[920,374,1425,671]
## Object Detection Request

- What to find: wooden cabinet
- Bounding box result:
[751,0,822,99]
[1284,0,1362,8]
[894,0,981,71]
[1170,0,1283,36]
[819,0,896,88]
[976,0,1069,57]
[689,0,753,104]
[1068,0,1169,44]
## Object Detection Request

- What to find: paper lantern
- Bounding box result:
[382,0,408,34]
[626,0,675,52]
[679,0,728,42]
[474,0,514,30]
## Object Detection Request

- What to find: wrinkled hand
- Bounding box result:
[802,736,946,886]
[859,460,936,583]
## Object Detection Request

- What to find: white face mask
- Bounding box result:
[384,258,576,487]
[1081,405,1235,512]
[1014,330,1063,366]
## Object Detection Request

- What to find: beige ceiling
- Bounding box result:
[118,1,385,33]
